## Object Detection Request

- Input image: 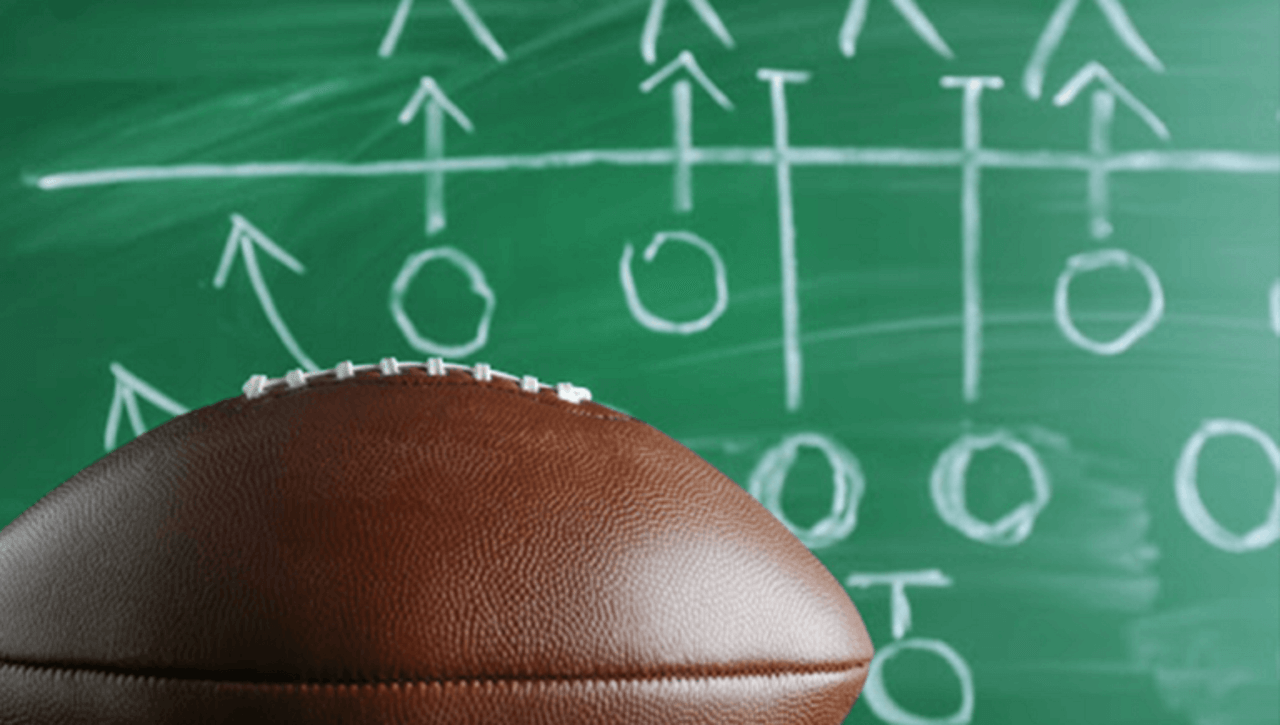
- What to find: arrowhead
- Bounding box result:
[397,76,475,132]
[1052,61,1169,140]
[639,50,734,110]
[213,214,306,288]
[641,0,735,65]
[105,362,188,450]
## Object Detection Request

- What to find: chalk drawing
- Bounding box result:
[1054,62,1169,140]
[931,429,1051,546]
[844,569,953,640]
[863,638,976,725]
[33,147,1280,191]
[941,75,1003,404]
[30,74,1280,412]
[1087,90,1115,238]
[1053,62,1169,239]
[838,0,954,60]
[640,50,734,213]
[641,0,734,65]
[389,245,495,358]
[399,77,475,236]
[1174,418,1280,553]
[758,69,811,412]
[213,214,318,372]
[1054,248,1164,355]
[378,0,507,62]
[378,0,415,57]
[620,230,728,334]
[748,431,865,549]
[844,569,972,723]
[104,362,189,451]
[1269,279,1280,336]
[1023,0,1164,100]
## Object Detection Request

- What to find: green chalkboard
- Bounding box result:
[3,0,1278,722]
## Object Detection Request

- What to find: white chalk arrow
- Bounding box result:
[641,50,733,213]
[378,0,507,62]
[839,0,954,60]
[1054,62,1167,239]
[104,362,188,451]
[1053,61,1169,140]
[641,0,735,65]
[398,76,474,130]
[213,214,318,372]
[1023,0,1163,100]
[399,77,474,236]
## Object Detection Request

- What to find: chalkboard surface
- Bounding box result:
[2,1,1278,723]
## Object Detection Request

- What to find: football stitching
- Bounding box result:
[235,357,634,423]
[0,659,870,688]
[243,358,592,404]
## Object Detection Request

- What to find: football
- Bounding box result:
[0,358,873,724]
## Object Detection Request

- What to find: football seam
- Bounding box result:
[236,367,636,424]
[0,659,870,688]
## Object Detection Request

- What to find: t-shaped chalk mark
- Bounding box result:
[845,569,953,640]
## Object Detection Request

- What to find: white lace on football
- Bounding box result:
[241,357,594,405]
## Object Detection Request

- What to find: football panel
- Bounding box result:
[0,372,870,682]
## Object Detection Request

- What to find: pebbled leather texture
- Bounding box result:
[0,366,872,723]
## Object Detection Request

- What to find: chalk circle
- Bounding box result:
[748,432,864,550]
[863,637,975,725]
[620,230,728,335]
[1054,248,1164,355]
[1174,418,1280,553]
[390,246,495,359]
[930,430,1051,546]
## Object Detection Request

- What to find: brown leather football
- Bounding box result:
[0,358,872,724]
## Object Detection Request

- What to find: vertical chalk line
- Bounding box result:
[942,76,1003,404]
[426,102,446,235]
[758,69,811,413]
[674,78,694,212]
[1089,89,1115,239]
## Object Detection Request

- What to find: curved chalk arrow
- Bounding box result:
[213,214,318,373]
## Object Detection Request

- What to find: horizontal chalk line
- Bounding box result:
[31,146,1280,190]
